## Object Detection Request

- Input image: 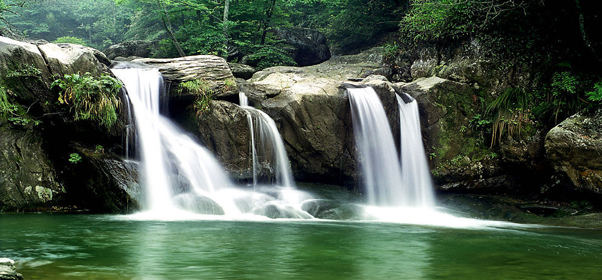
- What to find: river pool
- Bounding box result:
[1,213,601,279]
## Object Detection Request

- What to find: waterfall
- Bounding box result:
[112,67,311,218]
[397,93,436,208]
[347,86,434,208]
[239,92,295,189]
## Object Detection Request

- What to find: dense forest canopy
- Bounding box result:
[1,0,601,126]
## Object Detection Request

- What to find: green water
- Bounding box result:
[1,214,601,280]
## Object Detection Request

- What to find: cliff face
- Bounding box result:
[2,34,601,213]
[0,37,138,212]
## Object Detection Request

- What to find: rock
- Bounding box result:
[407,39,515,90]
[0,258,23,280]
[228,62,256,79]
[0,125,65,211]
[300,199,363,220]
[270,28,331,66]
[251,203,313,219]
[133,55,237,99]
[195,100,252,179]
[38,43,112,77]
[0,37,138,213]
[0,36,54,103]
[103,40,159,60]
[173,193,225,215]
[545,109,602,195]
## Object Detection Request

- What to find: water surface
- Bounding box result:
[1,214,601,279]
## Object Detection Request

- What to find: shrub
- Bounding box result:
[51,73,123,129]
[53,36,88,46]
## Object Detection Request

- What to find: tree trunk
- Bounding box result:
[157,0,185,57]
[222,0,230,57]
[260,0,276,45]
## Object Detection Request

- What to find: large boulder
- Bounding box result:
[103,40,159,60]
[270,28,331,66]
[0,37,140,213]
[37,43,112,77]
[545,109,602,195]
[238,49,399,185]
[133,55,237,99]
[195,100,252,179]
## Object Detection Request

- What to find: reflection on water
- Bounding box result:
[1,214,601,279]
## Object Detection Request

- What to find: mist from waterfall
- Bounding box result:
[347,87,435,208]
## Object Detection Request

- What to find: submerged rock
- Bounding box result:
[251,202,313,219]
[301,199,363,220]
[0,258,23,280]
[173,193,225,215]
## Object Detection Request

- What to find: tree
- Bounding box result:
[0,0,40,29]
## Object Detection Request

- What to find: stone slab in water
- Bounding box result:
[0,258,23,280]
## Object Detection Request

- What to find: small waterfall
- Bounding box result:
[347,86,434,208]
[113,67,311,218]
[397,93,436,208]
[239,93,295,189]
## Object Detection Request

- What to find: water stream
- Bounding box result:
[347,87,436,208]
[112,66,311,219]
[239,92,295,189]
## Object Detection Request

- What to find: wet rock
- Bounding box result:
[195,100,251,179]
[173,193,225,215]
[301,199,363,220]
[545,109,602,195]
[251,203,313,219]
[0,258,23,280]
[0,125,64,211]
[62,150,141,213]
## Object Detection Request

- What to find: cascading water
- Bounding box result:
[397,93,436,208]
[112,66,311,218]
[238,92,295,190]
[347,87,406,206]
[347,86,435,208]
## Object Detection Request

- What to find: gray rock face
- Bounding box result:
[103,40,159,60]
[0,258,23,280]
[228,62,256,79]
[195,100,252,179]
[133,55,237,99]
[0,126,64,211]
[0,36,139,213]
[405,39,527,91]
[240,49,399,184]
[271,28,331,66]
[38,43,112,77]
[545,110,602,195]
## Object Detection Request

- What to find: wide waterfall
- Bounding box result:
[238,92,295,189]
[112,66,311,218]
[347,86,435,208]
